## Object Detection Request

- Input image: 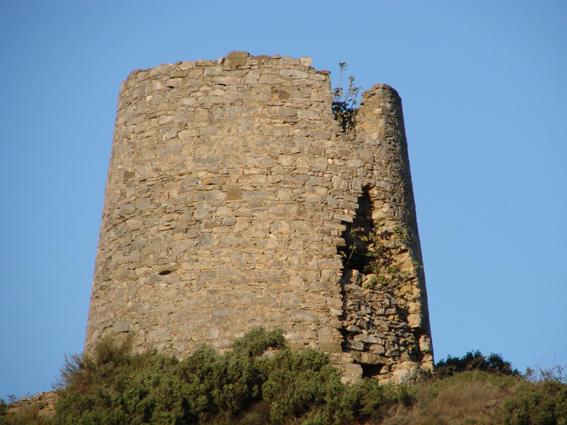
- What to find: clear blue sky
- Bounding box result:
[1,0,565,398]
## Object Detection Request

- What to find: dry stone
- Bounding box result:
[85,51,434,383]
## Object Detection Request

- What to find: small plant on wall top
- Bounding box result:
[332,62,360,132]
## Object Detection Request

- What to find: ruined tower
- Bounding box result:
[86,51,433,382]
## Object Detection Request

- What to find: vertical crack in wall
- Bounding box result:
[338,186,422,380]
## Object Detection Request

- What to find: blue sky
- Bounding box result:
[1,0,565,398]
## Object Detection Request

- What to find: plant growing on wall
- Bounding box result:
[332,62,360,132]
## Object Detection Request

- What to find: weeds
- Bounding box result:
[332,62,360,132]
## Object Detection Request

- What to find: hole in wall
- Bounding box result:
[338,186,375,273]
[158,270,173,276]
[338,185,405,377]
[337,185,426,378]
[338,185,379,357]
[360,363,383,379]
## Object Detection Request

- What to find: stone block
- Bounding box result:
[224,184,242,201]
[113,320,130,334]
[319,342,342,352]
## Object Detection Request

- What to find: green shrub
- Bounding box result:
[500,379,567,425]
[56,350,187,424]
[54,328,294,424]
[51,328,424,424]
[259,344,415,424]
[231,328,286,358]
[16,329,561,425]
[435,350,519,378]
[260,348,352,424]
[351,378,415,421]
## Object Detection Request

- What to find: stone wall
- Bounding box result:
[85,51,433,382]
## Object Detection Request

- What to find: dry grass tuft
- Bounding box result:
[379,371,521,425]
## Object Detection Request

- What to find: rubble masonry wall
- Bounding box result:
[85,51,433,382]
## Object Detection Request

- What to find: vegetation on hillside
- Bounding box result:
[1,329,566,425]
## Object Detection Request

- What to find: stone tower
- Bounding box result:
[86,51,433,382]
